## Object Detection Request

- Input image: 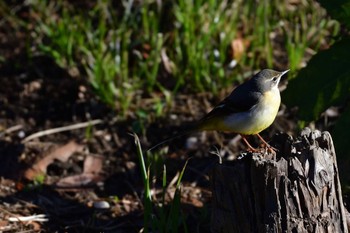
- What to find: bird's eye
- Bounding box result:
[272,76,278,82]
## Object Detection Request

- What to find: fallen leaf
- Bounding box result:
[0,220,9,228]
[230,33,250,61]
[28,221,41,231]
[161,48,176,73]
[83,155,103,174]
[54,154,104,189]
[24,141,84,180]
[55,173,104,189]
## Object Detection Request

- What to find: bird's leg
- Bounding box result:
[240,135,259,152]
[256,133,277,152]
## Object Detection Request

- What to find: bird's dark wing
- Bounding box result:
[149,81,263,150]
[199,82,262,121]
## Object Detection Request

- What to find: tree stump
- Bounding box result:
[211,128,348,233]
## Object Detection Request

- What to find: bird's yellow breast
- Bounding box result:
[246,88,281,134]
[262,89,281,113]
[210,88,280,135]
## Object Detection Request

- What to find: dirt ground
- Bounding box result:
[0,51,302,232]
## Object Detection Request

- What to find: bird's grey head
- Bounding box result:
[253,69,289,92]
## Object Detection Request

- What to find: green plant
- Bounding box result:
[133,133,188,233]
[171,0,239,93]
[283,0,350,178]
[27,0,338,118]
[30,0,148,115]
[282,1,340,75]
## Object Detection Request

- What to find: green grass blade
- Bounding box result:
[133,133,152,233]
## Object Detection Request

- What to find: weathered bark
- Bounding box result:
[211,128,348,233]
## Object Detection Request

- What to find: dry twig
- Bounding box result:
[22,119,103,143]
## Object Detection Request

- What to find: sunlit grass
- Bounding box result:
[24,0,339,117]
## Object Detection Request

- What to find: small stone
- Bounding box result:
[186,137,198,150]
[93,201,110,209]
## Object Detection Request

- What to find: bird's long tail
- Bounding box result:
[147,127,198,152]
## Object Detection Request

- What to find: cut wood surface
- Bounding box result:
[211,128,348,233]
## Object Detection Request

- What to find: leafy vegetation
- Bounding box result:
[283,39,350,121]
[283,0,350,174]
[26,0,338,117]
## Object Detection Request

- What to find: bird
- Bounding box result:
[149,69,289,152]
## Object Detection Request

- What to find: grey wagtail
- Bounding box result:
[150,69,289,151]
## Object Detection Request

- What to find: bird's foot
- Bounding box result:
[256,133,278,153]
[246,146,260,153]
[261,143,278,153]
